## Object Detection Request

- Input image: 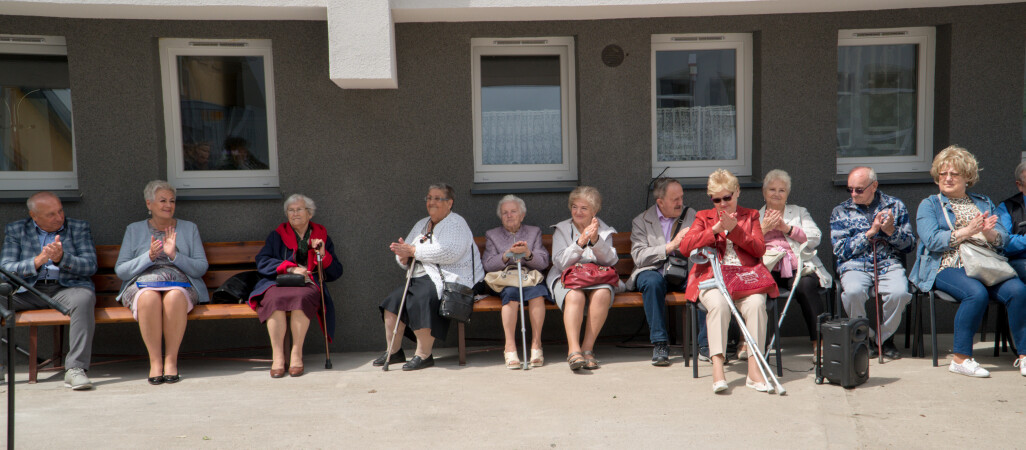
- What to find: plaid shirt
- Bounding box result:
[829,191,915,277]
[1,218,97,291]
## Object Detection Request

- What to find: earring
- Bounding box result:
[147,210,151,216]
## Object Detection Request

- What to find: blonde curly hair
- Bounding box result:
[707,169,739,196]
[930,145,980,188]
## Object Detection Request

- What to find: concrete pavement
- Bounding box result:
[1,335,1024,449]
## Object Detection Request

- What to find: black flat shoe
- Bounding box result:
[162,374,181,384]
[147,376,165,385]
[372,348,406,366]
[402,355,434,371]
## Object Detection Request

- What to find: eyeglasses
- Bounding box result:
[424,196,450,203]
[937,171,962,180]
[710,194,733,204]
[846,182,876,195]
[287,208,309,215]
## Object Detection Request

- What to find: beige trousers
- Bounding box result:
[698,288,767,358]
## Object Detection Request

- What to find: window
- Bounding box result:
[837,27,935,174]
[1022,48,1026,159]
[651,33,753,178]
[0,35,77,190]
[159,38,278,189]
[471,37,577,183]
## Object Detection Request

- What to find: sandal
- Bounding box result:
[567,352,586,370]
[583,351,600,370]
[504,351,521,370]
[530,348,544,368]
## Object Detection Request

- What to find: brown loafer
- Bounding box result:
[269,368,286,378]
[288,366,304,377]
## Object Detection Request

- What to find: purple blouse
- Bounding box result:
[482,224,550,272]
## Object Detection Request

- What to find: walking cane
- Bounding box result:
[316,249,332,370]
[383,259,416,372]
[690,247,787,395]
[871,239,884,364]
[507,251,529,371]
[768,243,811,350]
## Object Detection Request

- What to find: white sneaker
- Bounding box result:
[948,358,990,378]
[1014,357,1026,377]
[64,367,93,390]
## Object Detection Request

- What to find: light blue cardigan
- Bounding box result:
[114,219,209,302]
[909,192,1008,292]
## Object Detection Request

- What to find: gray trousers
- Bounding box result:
[840,267,911,342]
[2,284,95,370]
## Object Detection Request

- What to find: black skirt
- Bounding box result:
[379,276,448,341]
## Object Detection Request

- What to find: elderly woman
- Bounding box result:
[681,169,775,393]
[910,146,1026,378]
[115,180,208,385]
[546,186,620,371]
[759,169,832,356]
[375,183,483,371]
[483,195,552,369]
[247,194,343,378]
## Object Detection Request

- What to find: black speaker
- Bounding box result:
[816,317,870,388]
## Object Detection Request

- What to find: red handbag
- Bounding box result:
[560,263,619,289]
[720,264,778,298]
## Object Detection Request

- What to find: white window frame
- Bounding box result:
[471,37,577,183]
[650,33,753,178]
[159,38,279,189]
[0,34,78,190]
[837,27,935,174]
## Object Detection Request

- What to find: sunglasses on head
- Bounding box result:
[710,194,733,204]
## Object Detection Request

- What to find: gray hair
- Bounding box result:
[496,194,527,218]
[143,180,176,202]
[1016,161,1026,184]
[851,166,877,183]
[652,177,682,200]
[428,183,455,205]
[283,194,316,218]
[763,169,792,192]
[26,191,58,212]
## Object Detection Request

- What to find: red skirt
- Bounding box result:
[253,284,321,323]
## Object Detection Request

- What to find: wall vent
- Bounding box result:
[671,36,725,42]
[853,31,908,38]
[493,39,548,45]
[189,41,248,47]
[0,36,46,44]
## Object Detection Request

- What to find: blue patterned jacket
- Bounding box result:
[1,218,97,291]
[829,191,915,277]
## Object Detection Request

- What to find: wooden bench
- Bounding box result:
[457,232,690,365]
[8,241,265,383]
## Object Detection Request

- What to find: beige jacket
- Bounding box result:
[626,204,696,290]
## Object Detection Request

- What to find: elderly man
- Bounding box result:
[997,161,1026,280]
[830,167,914,359]
[1,192,97,390]
[628,178,696,366]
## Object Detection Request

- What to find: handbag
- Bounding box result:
[484,265,543,292]
[939,194,1017,286]
[720,263,778,298]
[438,242,477,323]
[663,211,690,291]
[276,273,307,287]
[212,270,261,304]
[762,248,786,270]
[561,262,620,290]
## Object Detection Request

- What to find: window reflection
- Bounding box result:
[654,49,737,162]
[0,53,74,172]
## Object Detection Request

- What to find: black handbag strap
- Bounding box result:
[435,238,476,285]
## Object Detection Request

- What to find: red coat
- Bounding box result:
[679,206,775,301]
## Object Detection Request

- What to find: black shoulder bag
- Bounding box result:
[438,241,477,324]
[663,207,690,292]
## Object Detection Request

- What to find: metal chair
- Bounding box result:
[684,297,781,378]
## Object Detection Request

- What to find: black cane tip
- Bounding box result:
[325,360,333,370]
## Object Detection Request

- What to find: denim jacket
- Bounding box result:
[908,192,1008,292]
[830,191,915,277]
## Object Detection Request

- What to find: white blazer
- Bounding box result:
[758,204,832,288]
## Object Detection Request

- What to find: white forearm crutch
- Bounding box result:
[690,247,787,395]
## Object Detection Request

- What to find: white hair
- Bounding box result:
[852,166,877,183]
[26,191,58,212]
[496,195,527,218]
[763,169,792,192]
[284,193,316,218]
[143,180,176,202]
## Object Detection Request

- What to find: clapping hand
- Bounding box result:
[35,235,64,268]
[762,209,783,233]
[162,226,177,260]
[578,218,599,247]
[148,235,163,261]
[714,210,738,233]
[508,240,531,261]
[666,226,690,254]
[390,237,416,265]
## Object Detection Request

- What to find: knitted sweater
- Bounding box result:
[398,212,484,298]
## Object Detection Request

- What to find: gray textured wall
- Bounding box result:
[1,3,1025,359]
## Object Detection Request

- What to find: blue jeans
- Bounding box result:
[934,267,1026,357]
[1010,258,1026,282]
[637,270,669,343]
